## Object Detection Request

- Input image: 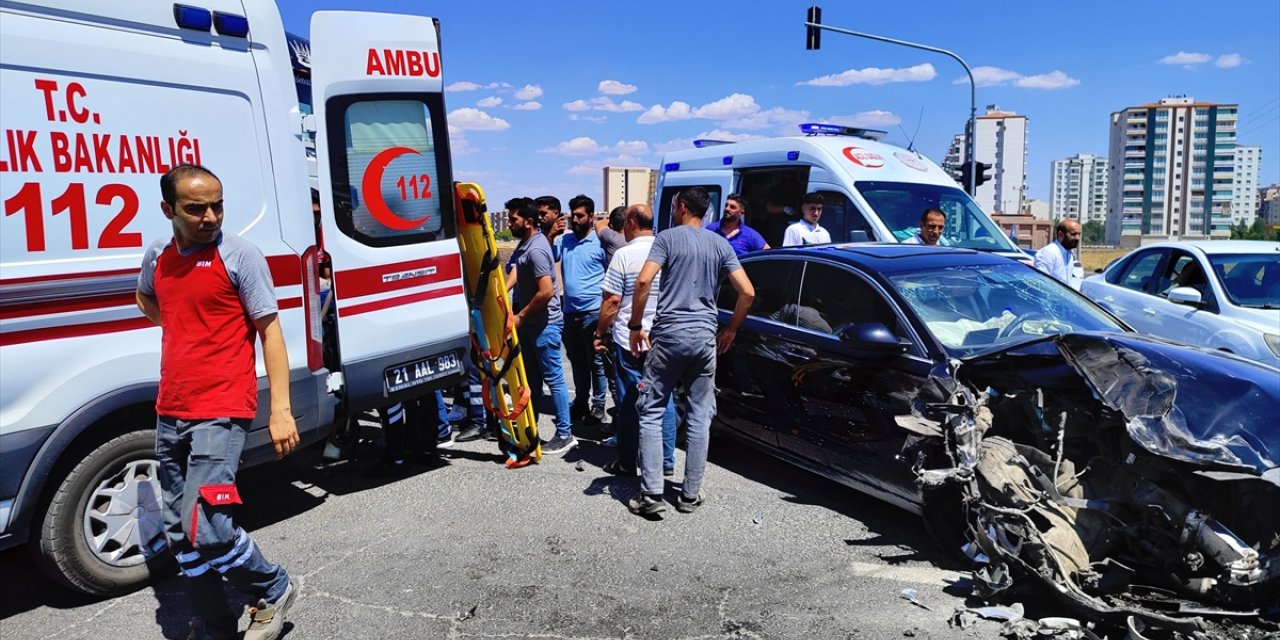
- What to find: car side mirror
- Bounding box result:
[847,230,869,243]
[1167,286,1202,307]
[836,322,910,357]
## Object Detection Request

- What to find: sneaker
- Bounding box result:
[601,435,618,447]
[244,581,296,640]
[541,434,577,456]
[437,431,456,449]
[676,492,705,513]
[589,405,607,423]
[601,460,636,477]
[627,493,666,517]
[455,424,486,443]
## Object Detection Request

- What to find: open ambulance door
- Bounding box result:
[310,11,468,412]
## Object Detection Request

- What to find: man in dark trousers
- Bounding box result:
[626,187,754,516]
[136,164,298,640]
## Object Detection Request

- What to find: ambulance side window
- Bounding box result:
[814,191,873,243]
[657,186,721,231]
[325,95,456,247]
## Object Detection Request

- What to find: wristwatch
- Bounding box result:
[628,323,643,331]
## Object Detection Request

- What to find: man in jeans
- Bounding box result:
[627,188,754,516]
[507,200,576,454]
[560,194,609,425]
[136,165,297,640]
[594,204,677,477]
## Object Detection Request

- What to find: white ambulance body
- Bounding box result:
[655,124,1027,262]
[0,1,469,595]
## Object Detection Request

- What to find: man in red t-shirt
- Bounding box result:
[136,164,299,640]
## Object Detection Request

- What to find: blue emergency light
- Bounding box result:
[663,162,680,172]
[214,12,249,37]
[173,4,212,31]
[798,123,887,140]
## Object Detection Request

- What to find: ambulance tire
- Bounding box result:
[34,429,174,597]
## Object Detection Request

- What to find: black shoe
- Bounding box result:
[676,492,704,513]
[602,460,636,477]
[663,466,675,477]
[589,405,607,423]
[627,493,666,517]
[455,424,486,443]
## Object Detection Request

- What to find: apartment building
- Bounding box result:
[942,106,1028,214]
[1050,153,1109,223]
[1232,145,1262,224]
[1105,96,1237,246]
[602,166,657,213]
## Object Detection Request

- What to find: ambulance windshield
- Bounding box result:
[855,181,1018,252]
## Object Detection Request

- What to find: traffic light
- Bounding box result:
[958,161,994,195]
[806,5,822,50]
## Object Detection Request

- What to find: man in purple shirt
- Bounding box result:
[705,194,769,257]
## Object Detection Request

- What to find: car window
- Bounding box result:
[1160,251,1207,296]
[814,190,873,243]
[718,259,798,321]
[1209,253,1280,309]
[1117,251,1164,294]
[888,262,1125,356]
[793,262,897,335]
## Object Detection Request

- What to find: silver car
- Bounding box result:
[1081,240,1280,367]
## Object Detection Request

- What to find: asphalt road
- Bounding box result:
[1,416,1012,640]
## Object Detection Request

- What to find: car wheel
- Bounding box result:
[33,429,173,597]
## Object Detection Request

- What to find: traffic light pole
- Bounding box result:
[803,19,977,194]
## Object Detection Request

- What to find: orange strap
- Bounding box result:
[483,383,531,421]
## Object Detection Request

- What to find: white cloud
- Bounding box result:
[798,63,936,87]
[1216,53,1244,68]
[561,97,644,113]
[612,140,649,155]
[958,66,1080,89]
[476,96,503,107]
[821,110,903,128]
[541,136,607,155]
[1159,51,1211,65]
[447,108,511,131]
[568,114,607,123]
[514,84,544,100]
[967,66,1023,87]
[638,94,808,129]
[725,106,810,130]
[655,130,766,154]
[598,80,638,95]
[693,93,759,119]
[1015,70,1080,89]
[512,101,542,111]
[566,162,599,175]
[638,101,693,124]
[602,154,647,166]
[446,81,510,92]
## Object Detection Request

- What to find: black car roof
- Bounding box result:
[743,243,1018,274]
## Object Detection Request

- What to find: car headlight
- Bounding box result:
[1266,334,1280,359]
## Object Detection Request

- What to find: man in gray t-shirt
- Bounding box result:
[507,201,574,454]
[624,187,755,517]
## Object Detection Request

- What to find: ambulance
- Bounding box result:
[654,123,1027,262]
[0,1,469,595]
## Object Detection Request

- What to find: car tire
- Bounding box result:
[33,429,174,597]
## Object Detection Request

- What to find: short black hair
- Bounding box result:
[161,164,220,208]
[726,193,747,212]
[676,187,711,218]
[534,195,561,213]
[568,194,594,215]
[608,206,626,231]
[801,192,824,206]
[920,207,946,223]
[504,196,532,211]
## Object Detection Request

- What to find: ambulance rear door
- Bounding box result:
[310,11,467,411]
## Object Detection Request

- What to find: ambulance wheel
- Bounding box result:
[33,429,174,597]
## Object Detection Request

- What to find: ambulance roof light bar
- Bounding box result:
[799,123,887,141]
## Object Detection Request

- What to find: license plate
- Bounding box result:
[384,351,462,393]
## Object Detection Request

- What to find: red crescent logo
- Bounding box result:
[361,146,429,230]
[842,146,885,168]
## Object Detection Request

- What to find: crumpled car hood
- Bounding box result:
[1053,333,1279,482]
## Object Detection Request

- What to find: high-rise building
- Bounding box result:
[1050,153,1109,223]
[602,166,657,212]
[1231,145,1262,224]
[1261,184,1280,229]
[941,105,1028,214]
[1105,96,1237,246]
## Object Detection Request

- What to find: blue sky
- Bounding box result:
[277,0,1280,211]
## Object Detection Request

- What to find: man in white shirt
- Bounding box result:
[782,192,831,247]
[1034,218,1083,289]
[902,208,948,246]
[593,204,677,478]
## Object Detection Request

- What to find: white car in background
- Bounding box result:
[1081,240,1280,367]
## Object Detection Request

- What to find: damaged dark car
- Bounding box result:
[713,244,1278,635]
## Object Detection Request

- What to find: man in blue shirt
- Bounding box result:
[560,194,610,424]
[706,194,769,256]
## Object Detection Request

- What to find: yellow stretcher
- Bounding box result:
[453,182,541,467]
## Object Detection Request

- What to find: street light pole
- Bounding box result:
[804,16,977,195]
